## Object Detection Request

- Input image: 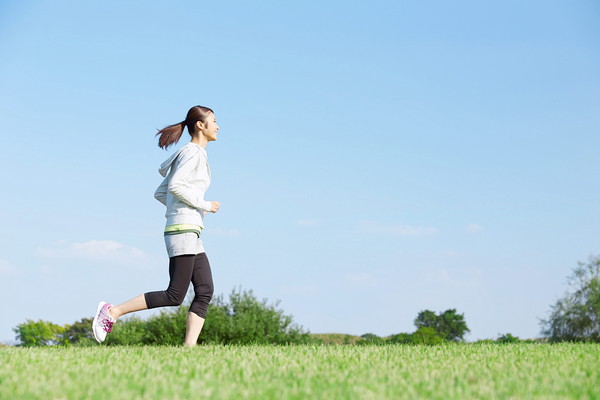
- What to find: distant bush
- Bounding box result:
[106,315,153,346]
[59,318,95,346]
[411,326,445,345]
[107,287,312,346]
[146,306,188,345]
[357,333,386,345]
[13,320,65,347]
[106,306,189,346]
[311,333,362,345]
[200,288,313,344]
[388,332,415,344]
[387,328,445,345]
[472,339,496,344]
[471,336,541,344]
[496,333,521,344]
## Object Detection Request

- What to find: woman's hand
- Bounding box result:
[210,201,221,213]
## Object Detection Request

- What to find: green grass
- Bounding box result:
[1,343,598,399]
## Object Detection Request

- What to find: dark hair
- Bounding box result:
[156,105,214,149]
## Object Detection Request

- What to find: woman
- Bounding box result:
[92,105,220,347]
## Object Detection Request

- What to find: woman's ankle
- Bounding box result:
[108,306,119,319]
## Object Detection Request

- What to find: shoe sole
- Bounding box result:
[92,301,107,343]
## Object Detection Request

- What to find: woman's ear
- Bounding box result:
[195,120,204,132]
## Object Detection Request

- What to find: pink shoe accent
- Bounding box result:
[99,303,115,333]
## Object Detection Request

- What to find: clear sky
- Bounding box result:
[0,0,598,344]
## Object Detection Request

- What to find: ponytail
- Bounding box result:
[155,105,215,150]
[156,121,186,150]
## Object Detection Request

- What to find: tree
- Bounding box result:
[411,326,445,345]
[540,255,600,342]
[200,287,312,344]
[387,328,445,345]
[357,333,385,345]
[59,318,95,346]
[496,333,520,344]
[414,308,470,341]
[414,310,437,331]
[13,320,65,346]
[388,332,415,344]
[360,333,381,341]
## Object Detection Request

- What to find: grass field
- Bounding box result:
[1,343,598,399]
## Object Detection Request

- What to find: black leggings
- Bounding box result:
[144,253,214,318]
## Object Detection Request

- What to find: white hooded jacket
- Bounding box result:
[154,142,212,228]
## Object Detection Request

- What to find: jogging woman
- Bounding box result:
[92,105,220,347]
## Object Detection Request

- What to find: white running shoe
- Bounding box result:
[92,301,116,343]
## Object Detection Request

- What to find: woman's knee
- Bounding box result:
[194,282,214,303]
[201,282,214,300]
[165,289,186,306]
[207,281,214,299]
[190,284,212,319]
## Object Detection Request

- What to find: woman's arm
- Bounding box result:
[154,176,168,205]
[168,148,213,212]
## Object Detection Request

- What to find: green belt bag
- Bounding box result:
[163,229,201,238]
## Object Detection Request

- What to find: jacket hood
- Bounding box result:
[158,146,187,177]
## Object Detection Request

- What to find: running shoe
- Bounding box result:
[92,301,116,343]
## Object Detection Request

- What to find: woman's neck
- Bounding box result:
[191,134,207,148]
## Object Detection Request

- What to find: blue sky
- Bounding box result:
[0,0,598,344]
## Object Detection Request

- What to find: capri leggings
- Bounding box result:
[144,252,214,318]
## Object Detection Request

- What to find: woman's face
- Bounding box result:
[200,113,219,142]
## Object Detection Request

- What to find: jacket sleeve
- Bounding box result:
[154,176,168,205]
[168,148,213,212]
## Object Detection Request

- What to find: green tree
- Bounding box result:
[360,333,381,341]
[496,333,520,344]
[411,326,445,345]
[414,310,437,330]
[105,315,148,345]
[13,320,65,346]
[201,287,312,344]
[59,318,95,346]
[540,255,600,342]
[388,332,414,344]
[357,333,385,345]
[414,308,470,341]
[144,306,188,345]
